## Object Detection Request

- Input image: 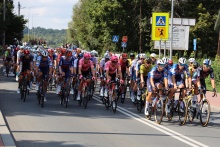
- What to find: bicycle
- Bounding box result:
[79,76,92,109]
[36,75,48,108]
[136,86,147,113]
[20,72,28,102]
[185,86,212,127]
[107,81,118,113]
[59,76,72,108]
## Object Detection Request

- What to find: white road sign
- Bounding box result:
[154,26,189,50]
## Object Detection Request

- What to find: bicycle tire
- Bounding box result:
[64,86,70,108]
[6,64,10,77]
[136,100,143,113]
[37,91,41,104]
[23,82,27,102]
[154,98,164,124]
[83,88,89,109]
[112,100,117,113]
[199,99,210,127]
[178,99,188,125]
[104,97,110,110]
[166,99,174,121]
[187,99,196,122]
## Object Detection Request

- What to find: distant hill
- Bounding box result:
[23,26,67,47]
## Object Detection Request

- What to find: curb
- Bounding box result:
[0,111,16,147]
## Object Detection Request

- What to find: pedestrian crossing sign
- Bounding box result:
[156,16,166,26]
[112,35,119,43]
[152,12,169,40]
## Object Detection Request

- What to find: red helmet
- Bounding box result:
[61,48,66,54]
[84,53,91,59]
[66,50,72,57]
[122,53,128,58]
[48,48,54,53]
[24,50,30,55]
[15,47,19,51]
[168,59,173,66]
[111,55,118,62]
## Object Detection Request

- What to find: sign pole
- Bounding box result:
[170,0,174,59]
[164,41,166,57]
[114,42,116,51]
[159,38,162,58]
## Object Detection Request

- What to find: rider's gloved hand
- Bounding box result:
[106,79,110,84]
[92,76,96,80]
[120,79,124,84]
[79,74,83,79]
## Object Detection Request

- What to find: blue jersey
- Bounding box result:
[59,56,74,71]
[148,66,168,81]
[36,56,52,73]
[170,63,189,79]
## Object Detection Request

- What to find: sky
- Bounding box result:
[13,0,79,30]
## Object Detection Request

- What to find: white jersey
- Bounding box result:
[16,50,23,63]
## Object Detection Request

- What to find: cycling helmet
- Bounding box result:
[193,62,199,69]
[20,46,25,49]
[84,53,91,59]
[145,58,152,64]
[130,53,135,57]
[24,49,30,55]
[111,55,118,62]
[178,57,186,64]
[150,53,157,58]
[90,50,96,56]
[66,50,72,57]
[15,47,19,51]
[7,47,11,50]
[104,53,110,59]
[122,53,128,58]
[168,59,173,66]
[162,57,169,64]
[203,59,211,65]
[41,50,48,57]
[157,59,166,65]
[48,48,54,53]
[136,54,140,59]
[139,53,146,59]
[61,48,66,54]
[188,58,195,63]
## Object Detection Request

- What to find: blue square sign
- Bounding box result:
[156,16,166,26]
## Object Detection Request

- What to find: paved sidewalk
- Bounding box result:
[0,57,16,147]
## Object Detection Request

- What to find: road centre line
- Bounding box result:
[93,95,208,147]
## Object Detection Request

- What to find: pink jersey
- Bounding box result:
[105,61,120,74]
[79,58,94,72]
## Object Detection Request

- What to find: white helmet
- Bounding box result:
[91,50,96,56]
[188,58,195,63]
[139,53,146,59]
[162,57,169,64]
[178,57,186,64]
[203,59,211,65]
[41,50,48,57]
[7,47,11,50]
[150,53,157,58]
[157,59,165,65]
[104,53,110,59]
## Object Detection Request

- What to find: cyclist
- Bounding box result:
[188,58,196,77]
[16,46,25,81]
[198,59,216,99]
[48,48,57,84]
[77,53,96,100]
[17,49,33,93]
[150,53,157,65]
[3,47,13,74]
[145,59,168,116]
[35,50,53,101]
[105,55,124,95]
[167,57,191,113]
[56,50,74,95]
[99,53,110,97]
[130,54,139,102]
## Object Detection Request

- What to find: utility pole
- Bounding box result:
[139,0,142,53]
[18,2,21,16]
[2,0,6,46]
[170,0,174,59]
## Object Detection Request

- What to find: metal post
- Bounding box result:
[170,0,174,59]
[2,0,6,46]
[164,41,166,57]
[159,38,161,58]
[18,2,20,16]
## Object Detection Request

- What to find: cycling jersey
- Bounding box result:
[19,54,33,72]
[79,58,94,72]
[139,64,153,77]
[119,58,129,71]
[198,67,214,79]
[170,63,190,79]
[130,59,138,80]
[59,56,74,78]
[36,56,52,75]
[105,61,120,75]
[49,54,57,64]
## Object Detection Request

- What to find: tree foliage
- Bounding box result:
[68,0,220,59]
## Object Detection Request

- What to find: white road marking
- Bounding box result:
[93,95,209,147]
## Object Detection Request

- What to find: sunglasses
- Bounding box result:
[123,58,127,60]
[141,58,145,60]
[146,62,151,64]
[42,56,47,58]
[204,64,211,68]
[84,58,90,60]
[158,64,165,67]
[179,63,186,66]
[112,61,118,63]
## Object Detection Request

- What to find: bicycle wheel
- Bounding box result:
[23,81,27,102]
[121,84,126,103]
[154,98,164,124]
[166,99,174,121]
[37,90,41,104]
[112,100,117,113]
[136,99,143,113]
[83,88,89,109]
[178,99,188,125]
[6,64,10,77]
[187,99,196,122]
[64,86,70,108]
[199,99,210,127]
[104,97,110,110]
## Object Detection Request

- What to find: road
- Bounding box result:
[0,73,220,147]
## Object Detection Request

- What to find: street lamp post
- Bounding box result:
[170,0,174,59]
[2,0,6,46]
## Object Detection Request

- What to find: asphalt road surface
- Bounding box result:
[0,73,220,147]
